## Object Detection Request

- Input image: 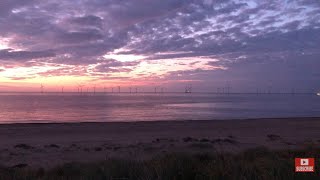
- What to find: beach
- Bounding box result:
[0,117,319,168]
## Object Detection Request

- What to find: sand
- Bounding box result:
[0,117,319,168]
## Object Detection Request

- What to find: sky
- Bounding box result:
[0,0,319,93]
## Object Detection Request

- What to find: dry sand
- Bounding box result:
[0,117,319,168]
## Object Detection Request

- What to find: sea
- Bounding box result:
[0,92,319,124]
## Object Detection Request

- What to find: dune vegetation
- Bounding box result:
[0,146,319,180]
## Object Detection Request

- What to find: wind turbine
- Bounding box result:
[80,85,85,94]
[291,88,295,95]
[226,82,231,95]
[40,84,44,94]
[61,86,64,93]
[268,86,272,94]
[118,86,121,93]
[268,81,272,94]
[185,84,192,93]
[93,84,96,94]
[77,84,84,94]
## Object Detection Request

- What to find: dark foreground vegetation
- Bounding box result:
[0,146,319,180]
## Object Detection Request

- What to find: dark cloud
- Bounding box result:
[296,0,320,7]
[55,29,103,44]
[281,20,301,31]
[94,59,140,73]
[69,15,103,27]
[147,52,201,60]
[94,66,133,74]
[0,0,36,16]
[101,59,140,67]
[0,49,55,61]
[91,0,191,26]
[39,66,88,77]
[168,68,210,77]
[8,76,36,80]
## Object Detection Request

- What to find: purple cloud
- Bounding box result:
[0,49,55,61]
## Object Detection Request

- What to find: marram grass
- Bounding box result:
[0,146,319,180]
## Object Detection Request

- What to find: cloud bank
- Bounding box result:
[0,0,319,91]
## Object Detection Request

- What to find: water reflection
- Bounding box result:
[0,93,319,123]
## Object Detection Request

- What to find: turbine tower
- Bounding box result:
[291,88,295,95]
[226,82,231,95]
[268,81,272,94]
[185,84,192,93]
[78,84,84,94]
[40,84,44,94]
[268,86,272,94]
[93,85,96,94]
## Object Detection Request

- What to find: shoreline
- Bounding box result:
[0,117,319,168]
[0,116,319,126]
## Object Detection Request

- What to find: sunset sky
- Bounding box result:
[0,0,319,92]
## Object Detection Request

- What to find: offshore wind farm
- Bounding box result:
[0,90,319,124]
[1,80,319,124]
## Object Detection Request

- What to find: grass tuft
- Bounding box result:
[0,147,319,180]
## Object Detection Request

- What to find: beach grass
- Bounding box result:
[0,146,319,180]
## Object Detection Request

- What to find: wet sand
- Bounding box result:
[0,117,319,168]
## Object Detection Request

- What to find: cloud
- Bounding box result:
[0,0,319,90]
[94,59,140,73]
[8,76,36,80]
[55,29,104,44]
[69,15,103,27]
[0,49,55,61]
[0,0,36,16]
[38,66,88,77]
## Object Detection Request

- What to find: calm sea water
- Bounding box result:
[0,93,319,124]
